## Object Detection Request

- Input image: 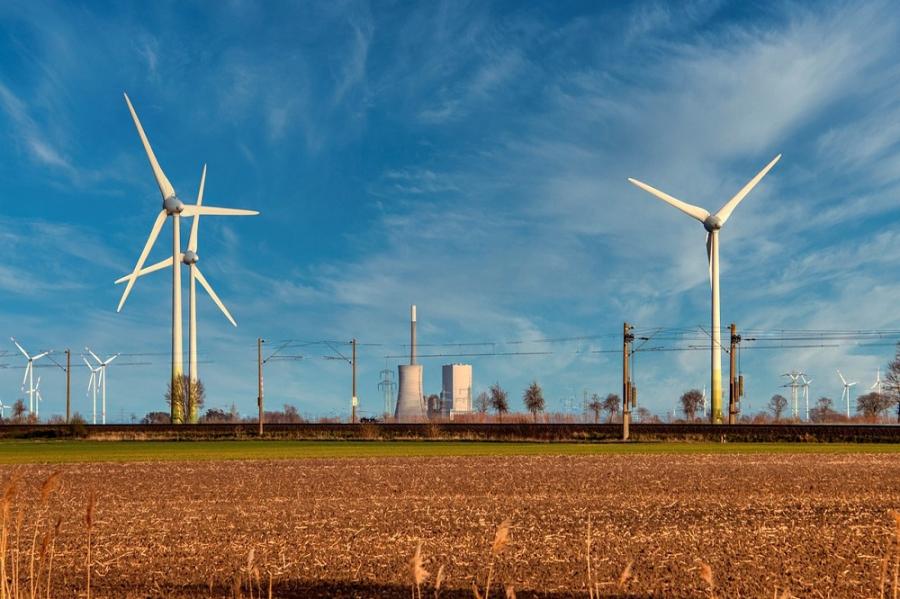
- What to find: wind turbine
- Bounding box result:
[86,349,118,425]
[800,374,812,421]
[628,154,781,423]
[117,93,258,424]
[781,371,803,420]
[84,357,101,425]
[33,377,43,414]
[837,369,857,419]
[116,165,247,423]
[871,368,883,394]
[10,338,50,417]
[0,400,9,422]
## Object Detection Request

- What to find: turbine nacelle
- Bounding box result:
[703,215,723,232]
[182,250,199,265]
[164,196,185,214]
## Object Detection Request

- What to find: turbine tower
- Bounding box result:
[628,154,781,423]
[10,338,49,417]
[800,374,812,421]
[84,356,102,425]
[86,349,118,425]
[116,165,249,422]
[117,93,257,423]
[781,371,803,420]
[871,368,883,394]
[837,369,857,419]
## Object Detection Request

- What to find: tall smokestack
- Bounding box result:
[410,304,417,365]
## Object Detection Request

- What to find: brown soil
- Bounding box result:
[3,453,899,598]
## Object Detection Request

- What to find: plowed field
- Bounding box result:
[3,452,899,597]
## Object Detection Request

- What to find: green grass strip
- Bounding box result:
[0,440,897,464]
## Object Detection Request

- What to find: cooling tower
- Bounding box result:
[395,304,426,421]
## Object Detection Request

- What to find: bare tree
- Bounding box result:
[768,394,788,421]
[522,381,545,422]
[636,406,654,423]
[587,393,603,424]
[475,391,490,414]
[809,396,837,423]
[600,393,620,423]
[489,384,509,422]
[165,375,206,423]
[886,343,900,423]
[679,389,704,421]
[857,391,892,420]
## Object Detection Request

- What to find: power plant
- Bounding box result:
[441,364,472,418]
[394,305,426,421]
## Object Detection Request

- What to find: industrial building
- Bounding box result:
[441,363,472,418]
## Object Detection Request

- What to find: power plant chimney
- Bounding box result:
[410,304,417,365]
[395,304,426,422]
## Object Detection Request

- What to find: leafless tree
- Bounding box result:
[679,389,704,421]
[857,391,892,419]
[587,393,603,424]
[522,381,545,422]
[768,394,788,421]
[489,384,509,422]
[601,393,620,423]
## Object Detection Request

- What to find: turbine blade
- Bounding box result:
[705,232,712,288]
[21,363,29,388]
[189,164,206,253]
[627,178,710,222]
[87,372,93,392]
[115,256,175,284]
[123,93,176,200]
[714,154,781,225]
[82,357,92,369]
[11,339,29,359]
[180,206,259,217]
[194,267,237,327]
[88,349,102,365]
[837,369,847,385]
[117,210,167,311]
[105,354,119,365]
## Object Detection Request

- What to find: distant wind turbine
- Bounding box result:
[628,154,781,423]
[117,93,258,423]
[84,356,102,425]
[86,349,118,425]
[836,369,857,419]
[10,338,50,417]
[117,165,246,423]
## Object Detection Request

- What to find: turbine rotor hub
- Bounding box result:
[703,215,722,232]
[182,250,199,265]
[164,196,185,215]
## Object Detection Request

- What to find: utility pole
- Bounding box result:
[728,323,741,424]
[623,322,634,440]
[351,338,358,423]
[257,337,264,436]
[65,348,71,424]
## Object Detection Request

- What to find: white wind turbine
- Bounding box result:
[837,370,857,419]
[84,357,101,425]
[117,165,244,423]
[33,377,43,414]
[10,338,50,417]
[0,400,9,421]
[628,154,781,423]
[800,374,812,421]
[86,349,118,425]
[117,93,257,424]
[871,368,883,394]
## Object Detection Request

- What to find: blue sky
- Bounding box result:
[0,0,898,421]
